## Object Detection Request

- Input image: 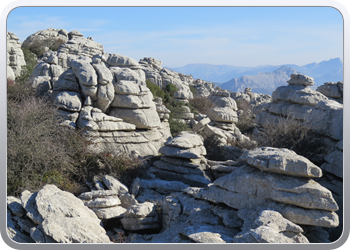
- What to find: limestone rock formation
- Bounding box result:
[255,74,343,142]
[233,209,309,243]
[147,132,213,188]
[317,81,343,104]
[9,29,343,244]
[7,185,111,243]
[184,148,339,229]
[23,30,171,157]
[7,32,26,79]
[22,28,69,51]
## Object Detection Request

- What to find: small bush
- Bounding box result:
[25,37,65,58]
[146,79,165,99]
[165,83,178,96]
[7,96,81,196]
[188,96,216,114]
[7,77,36,102]
[7,92,145,196]
[189,86,197,95]
[255,116,326,162]
[168,119,190,136]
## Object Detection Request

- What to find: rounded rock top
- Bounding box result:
[287,74,314,86]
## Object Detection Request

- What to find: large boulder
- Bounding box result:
[19,185,110,243]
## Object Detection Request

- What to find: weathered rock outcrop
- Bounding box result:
[255,74,343,141]
[185,147,339,229]
[25,31,171,157]
[7,32,26,80]
[7,147,340,244]
[7,185,111,243]
[22,28,69,51]
[316,81,343,104]
[147,132,212,188]
[8,29,343,245]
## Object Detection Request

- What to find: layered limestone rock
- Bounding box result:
[24,30,171,157]
[233,209,309,243]
[185,147,339,229]
[252,74,343,240]
[231,87,272,115]
[7,32,26,80]
[121,202,161,231]
[154,97,170,121]
[126,192,240,243]
[22,28,69,51]
[255,74,343,141]
[146,133,212,188]
[192,114,254,161]
[79,175,138,220]
[7,185,111,243]
[316,81,343,104]
[191,79,214,97]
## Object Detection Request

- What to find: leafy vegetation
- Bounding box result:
[146,80,194,136]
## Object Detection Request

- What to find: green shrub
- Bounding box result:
[165,83,178,95]
[146,80,192,135]
[189,86,197,95]
[146,79,165,99]
[168,118,190,136]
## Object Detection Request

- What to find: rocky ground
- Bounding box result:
[6,28,343,244]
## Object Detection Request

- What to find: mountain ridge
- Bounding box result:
[170,58,343,95]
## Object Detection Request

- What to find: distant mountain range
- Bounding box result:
[170,58,343,95]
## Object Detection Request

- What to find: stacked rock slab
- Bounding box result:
[255,74,343,142]
[82,175,162,233]
[127,191,241,243]
[146,133,213,188]
[191,79,214,97]
[154,97,170,121]
[317,139,343,241]
[316,81,343,104]
[253,74,343,240]
[7,32,26,80]
[185,147,339,231]
[79,175,139,221]
[174,105,194,124]
[192,93,254,160]
[7,185,111,243]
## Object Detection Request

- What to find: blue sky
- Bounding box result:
[7,6,343,68]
